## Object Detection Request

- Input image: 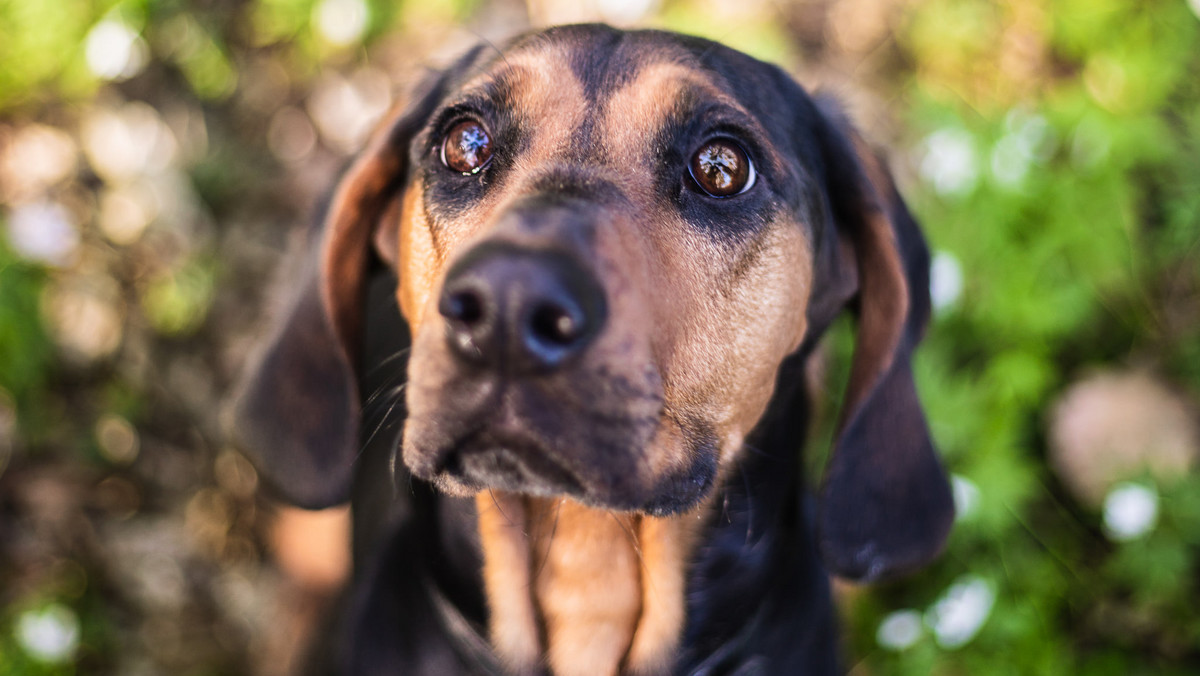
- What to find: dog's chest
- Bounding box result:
[476,493,698,676]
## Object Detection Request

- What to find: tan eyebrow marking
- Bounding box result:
[457,45,590,171]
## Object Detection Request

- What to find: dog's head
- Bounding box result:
[233,25,953,581]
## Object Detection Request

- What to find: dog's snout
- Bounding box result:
[439,243,606,373]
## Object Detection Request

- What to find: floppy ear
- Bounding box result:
[809,101,954,582]
[229,72,449,509]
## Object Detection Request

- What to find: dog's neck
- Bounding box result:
[476,492,702,676]
[468,354,816,676]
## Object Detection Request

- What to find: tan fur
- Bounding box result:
[396,46,589,336]
[476,492,541,672]
[838,135,908,420]
[529,499,642,676]
[597,64,814,461]
[395,43,818,674]
[625,511,701,675]
[477,493,700,676]
[395,181,439,334]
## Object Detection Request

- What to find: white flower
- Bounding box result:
[1103,482,1159,542]
[930,251,964,312]
[926,575,994,649]
[877,609,924,651]
[919,129,978,197]
[16,604,80,664]
[1190,0,1200,21]
[951,474,981,521]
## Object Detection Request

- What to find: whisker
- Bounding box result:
[740,460,756,545]
[362,346,412,378]
[533,498,563,581]
[610,512,645,567]
[363,362,410,408]
[612,512,661,603]
[364,378,408,414]
[359,383,407,455]
[362,382,407,425]
[487,488,524,533]
[740,442,780,461]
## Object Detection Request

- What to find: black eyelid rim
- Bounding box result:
[682,100,766,152]
[434,113,495,176]
[426,94,495,149]
[429,93,494,132]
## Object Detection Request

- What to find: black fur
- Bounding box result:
[233,25,953,675]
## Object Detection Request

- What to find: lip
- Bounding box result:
[435,428,586,497]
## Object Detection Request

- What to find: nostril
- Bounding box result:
[438,242,607,372]
[530,302,583,347]
[442,288,484,325]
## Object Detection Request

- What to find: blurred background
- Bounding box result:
[1,0,1198,674]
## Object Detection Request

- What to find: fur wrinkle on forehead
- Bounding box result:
[476,30,714,114]
[599,62,752,155]
[454,62,534,109]
[457,47,591,114]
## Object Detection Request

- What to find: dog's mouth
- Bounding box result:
[399,319,720,514]
[432,428,587,499]
[401,389,721,515]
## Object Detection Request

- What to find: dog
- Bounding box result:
[232,24,954,676]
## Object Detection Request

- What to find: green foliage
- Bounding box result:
[842,1,1200,673]
[0,0,1197,673]
[0,239,52,402]
[140,257,216,336]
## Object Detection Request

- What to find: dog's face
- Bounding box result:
[236,24,953,581]
[395,28,817,514]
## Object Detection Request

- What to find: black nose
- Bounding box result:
[438,242,606,373]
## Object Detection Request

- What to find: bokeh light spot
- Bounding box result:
[5,201,79,267]
[0,125,78,203]
[877,609,924,651]
[268,107,318,163]
[43,279,125,363]
[925,576,995,649]
[920,128,978,197]
[930,251,964,312]
[314,0,370,47]
[1103,482,1159,542]
[85,19,148,81]
[16,604,80,664]
[96,414,140,465]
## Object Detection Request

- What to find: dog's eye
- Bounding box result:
[688,139,755,197]
[441,120,493,175]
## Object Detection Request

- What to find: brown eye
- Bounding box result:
[688,139,754,197]
[441,120,493,174]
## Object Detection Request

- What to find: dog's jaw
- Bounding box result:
[399,302,724,515]
[402,403,720,514]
